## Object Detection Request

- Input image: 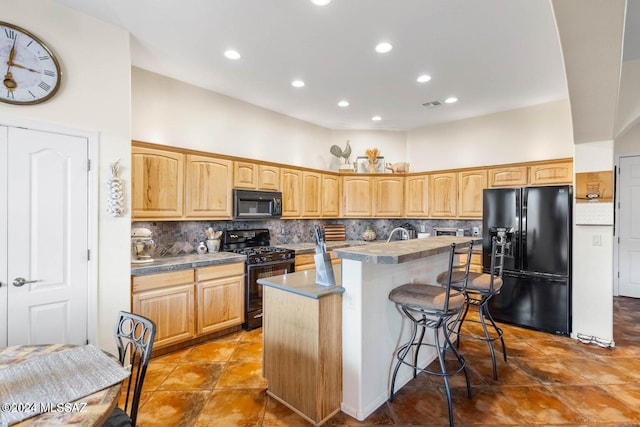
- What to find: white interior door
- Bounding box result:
[0,127,8,346]
[619,155,640,298]
[6,126,89,345]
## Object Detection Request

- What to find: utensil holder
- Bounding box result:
[314,252,336,286]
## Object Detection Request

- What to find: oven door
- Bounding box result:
[245,259,294,330]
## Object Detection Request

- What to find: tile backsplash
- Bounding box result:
[132,219,482,257]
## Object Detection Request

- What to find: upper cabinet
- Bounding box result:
[233,161,280,190]
[430,173,457,218]
[405,174,430,217]
[373,176,404,218]
[281,168,302,218]
[132,146,184,219]
[529,161,573,186]
[489,166,528,188]
[185,155,233,218]
[321,174,340,217]
[458,170,487,218]
[341,176,373,217]
[302,171,322,217]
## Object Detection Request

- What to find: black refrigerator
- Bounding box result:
[484,185,572,335]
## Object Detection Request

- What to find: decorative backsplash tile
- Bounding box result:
[132,218,482,257]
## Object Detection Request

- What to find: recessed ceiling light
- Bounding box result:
[338,100,350,107]
[371,115,382,121]
[375,42,393,53]
[224,50,241,60]
[417,74,432,83]
[444,97,458,104]
[310,0,331,5]
[291,80,305,88]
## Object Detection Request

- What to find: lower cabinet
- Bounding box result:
[132,262,245,350]
[295,251,341,271]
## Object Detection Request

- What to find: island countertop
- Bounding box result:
[257,264,343,299]
[332,236,481,264]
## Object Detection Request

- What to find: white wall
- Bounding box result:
[328,130,406,171]
[406,100,574,171]
[0,0,132,352]
[572,140,614,343]
[615,58,640,138]
[615,120,640,155]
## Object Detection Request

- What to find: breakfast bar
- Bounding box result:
[332,236,479,421]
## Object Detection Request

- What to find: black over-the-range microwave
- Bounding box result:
[233,189,282,220]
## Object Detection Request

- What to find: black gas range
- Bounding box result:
[222,229,295,330]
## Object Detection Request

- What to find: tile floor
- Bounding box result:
[134,296,640,426]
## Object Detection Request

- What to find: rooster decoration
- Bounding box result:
[330,140,352,165]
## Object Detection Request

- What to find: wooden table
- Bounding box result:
[0,344,124,426]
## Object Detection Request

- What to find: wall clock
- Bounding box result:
[1,21,61,105]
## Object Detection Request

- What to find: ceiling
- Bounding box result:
[52,0,632,131]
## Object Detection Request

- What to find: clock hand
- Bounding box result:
[10,62,38,73]
[7,38,16,65]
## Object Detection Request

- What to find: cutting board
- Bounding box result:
[323,224,346,241]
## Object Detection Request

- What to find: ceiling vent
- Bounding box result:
[422,100,442,108]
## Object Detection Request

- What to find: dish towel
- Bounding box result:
[0,344,130,426]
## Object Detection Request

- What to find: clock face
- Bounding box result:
[0,21,61,105]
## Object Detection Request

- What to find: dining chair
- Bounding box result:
[104,311,156,427]
[388,241,474,427]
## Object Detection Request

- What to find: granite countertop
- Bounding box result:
[257,264,343,299]
[277,240,368,254]
[332,236,482,265]
[131,252,246,276]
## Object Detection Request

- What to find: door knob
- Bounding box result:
[12,277,41,287]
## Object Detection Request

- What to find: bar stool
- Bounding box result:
[437,235,507,380]
[388,241,474,427]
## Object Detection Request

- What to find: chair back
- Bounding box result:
[488,235,506,292]
[441,241,474,312]
[114,311,156,426]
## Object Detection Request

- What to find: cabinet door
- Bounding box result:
[489,166,528,187]
[430,173,457,217]
[196,275,244,335]
[458,170,487,218]
[373,176,404,217]
[132,284,195,349]
[281,168,302,218]
[185,155,233,218]
[132,146,184,219]
[233,161,257,188]
[302,172,322,217]
[321,174,340,217]
[341,176,372,217]
[294,253,316,271]
[529,161,573,185]
[258,165,280,190]
[405,175,429,217]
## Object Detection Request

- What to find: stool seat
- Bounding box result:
[389,283,465,312]
[436,271,504,293]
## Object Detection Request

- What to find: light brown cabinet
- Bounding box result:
[458,170,487,218]
[281,168,303,218]
[302,172,322,217]
[430,173,457,217]
[321,174,340,217]
[132,270,195,349]
[341,176,373,217]
[295,251,341,271]
[196,263,245,335]
[132,146,184,219]
[234,162,280,190]
[529,161,573,185]
[373,176,404,217]
[405,174,430,217]
[185,154,233,218]
[132,263,244,350]
[489,166,528,188]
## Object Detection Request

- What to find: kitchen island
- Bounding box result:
[332,236,479,421]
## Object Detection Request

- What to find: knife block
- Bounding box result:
[314,252,336,286]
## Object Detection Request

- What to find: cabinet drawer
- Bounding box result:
[197,262,245,281]
[132,269,194,292]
